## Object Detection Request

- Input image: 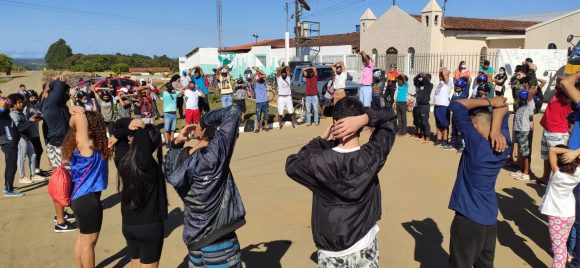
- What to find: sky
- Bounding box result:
[1,0,579,59]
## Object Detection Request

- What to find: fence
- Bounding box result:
[308,52,498,78]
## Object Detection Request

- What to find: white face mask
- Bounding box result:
[461,64,467,69]
[499,71,505,74]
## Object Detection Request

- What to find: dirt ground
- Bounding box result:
[0,71,554,267]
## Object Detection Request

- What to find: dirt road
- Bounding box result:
[0,71,553,267]
[0,71,44,95]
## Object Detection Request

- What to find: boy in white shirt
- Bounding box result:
[184,81,205,124]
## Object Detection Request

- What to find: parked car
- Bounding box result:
[77,77,139,96]
[290,64,358,101]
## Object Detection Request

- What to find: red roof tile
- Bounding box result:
[220,32,360,53]
[410,15,538,33]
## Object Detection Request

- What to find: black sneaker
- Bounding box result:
[54,221,77,233]
[54,213,76,223]
[433,140,441,146]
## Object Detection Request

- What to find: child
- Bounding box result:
[234,78,248,122]
[286,97,396,267]
[184,81,205,125]
[539,77,572,184]
[539,145,580,268]
[371,69,385,109]
[448,78,469,151]
[511,89,535,181]
[394,74,409,135]
[433,68,452,147]
[448,96,511,268]
[8,93,43,184]
[414,73,433,143]
[0,97,24,197]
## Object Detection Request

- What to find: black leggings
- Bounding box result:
[2,143,18,192]
[176,96,184,118]
[71,192,103,234]
[122,221,164,264]
[30,137,43,170]
[417,105,431,138]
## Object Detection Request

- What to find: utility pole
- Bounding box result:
[392,0,396,6]
[285,2,289,33]
[295,0,301,60]
[216,0,223,50]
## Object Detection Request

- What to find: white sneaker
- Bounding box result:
[31,175,46,182]
[510,171,523,177]
[514,174,531,181]
[19,177,33,184]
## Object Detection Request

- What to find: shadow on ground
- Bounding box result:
[498,187,550,267]
[96,207,184,268]
[402,218,449,268]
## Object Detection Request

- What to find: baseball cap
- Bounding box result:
[119,87,129,93]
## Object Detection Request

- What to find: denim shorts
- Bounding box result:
[164,113,177,132]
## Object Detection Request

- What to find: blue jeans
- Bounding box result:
[256,101,269,125]
[572,185,580,266]
[163,113,177,132]
[306,95,319,125]
[17,138,36,177]
[221,94,233,108]
[359,85,372,107]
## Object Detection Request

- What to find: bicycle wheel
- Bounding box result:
[294,102,306,124]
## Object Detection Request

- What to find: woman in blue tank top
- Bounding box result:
[61,107,111,268]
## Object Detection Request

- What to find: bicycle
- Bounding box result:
[292,97,306,124]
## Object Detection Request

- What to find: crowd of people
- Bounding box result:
[1,51,580,268]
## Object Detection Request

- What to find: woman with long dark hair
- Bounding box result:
[109,119,168,268]
[61,108,111,267]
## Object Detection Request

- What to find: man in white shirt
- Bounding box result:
[433,67,453,147]
[332,62,348,102]
[276,66,297,128]
[177,71,191,119]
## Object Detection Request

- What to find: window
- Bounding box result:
[479,47,488,66]
[256,55,267,68]
[386,47,398,70]
[317,68,334,81]
[408,47,416,69]
[293,68,301,81]
[435,15,439,26]
[372,48,378,62]
[425,16,430,27]
[548,43,557,49]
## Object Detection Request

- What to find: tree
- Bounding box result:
[45,39,72,69]
[0,54,13,75]
[111,63,129,75]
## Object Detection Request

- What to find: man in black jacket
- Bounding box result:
[286,97,396,267]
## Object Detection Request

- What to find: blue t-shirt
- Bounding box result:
[253,82,268,103]
[192,76,209,95]
[448,101,511,225]
[396,83,408,103]
[162,91,178,112]
[569,102,580,149]
[70,150,108,200]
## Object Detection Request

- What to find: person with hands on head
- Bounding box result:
[190,66,210,114]
[276,65,297,128]
[61,106,111,268]
[332,61,348,100]
[0,96,24,197]
[90,83,116,135]
[447,96,511,268]
[108,117,168,268]
[216,66,234,108]
[251,67,271,132]
[162,75,186,145]
[359,51,375,107]
[286,97,397,267]
[303,66,320,126]
[539,145,580,268]
[163,105,246,268]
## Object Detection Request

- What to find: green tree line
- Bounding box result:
[45,39,178,73]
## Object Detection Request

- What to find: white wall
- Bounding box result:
[178,48,219,73]
[526,11,580,49]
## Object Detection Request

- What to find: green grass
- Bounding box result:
[0,77,13,84]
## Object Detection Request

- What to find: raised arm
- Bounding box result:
[69,106,92,157]
[561,72,580,104]
[550,146,571,172]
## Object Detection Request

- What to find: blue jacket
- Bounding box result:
[166,105,246,250]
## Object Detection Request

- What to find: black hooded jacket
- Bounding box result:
[285,108,396,251]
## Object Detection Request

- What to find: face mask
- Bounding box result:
[418,77,423,82]
[259,79,265,84]
[0,108,4,113]
[29,100,37,105]
[461,65,467,69]
[499,71,505,74]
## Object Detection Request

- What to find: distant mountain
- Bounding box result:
[12,58,45,70]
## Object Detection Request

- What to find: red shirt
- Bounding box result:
[305,75,318,96]
[540,95,572,133]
